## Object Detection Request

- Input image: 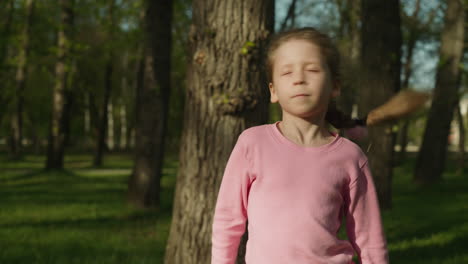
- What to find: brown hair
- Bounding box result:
[264,27,341,84]
[264,27,360,129]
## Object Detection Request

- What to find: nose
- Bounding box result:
[293,71,305,85]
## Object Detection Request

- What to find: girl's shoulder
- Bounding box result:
[333,136,369,168]
[239,123,270,140]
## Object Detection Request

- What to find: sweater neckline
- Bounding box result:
[269,120,342,153]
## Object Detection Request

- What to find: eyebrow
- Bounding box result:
[279,62,320,68]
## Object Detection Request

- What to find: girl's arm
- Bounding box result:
[344,159,389,264]
[211,133,252,264]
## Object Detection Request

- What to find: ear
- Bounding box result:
[269,82,279,103]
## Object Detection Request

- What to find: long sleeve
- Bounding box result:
[211,133,252,264]
[345,159,389,264]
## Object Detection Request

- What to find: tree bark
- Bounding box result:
[360,0,402,209]
[164,0,274,263]
[414,0,465,184]
[93,0,115,166]
[9,0,35,159]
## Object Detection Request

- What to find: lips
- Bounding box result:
[292,94,310,98]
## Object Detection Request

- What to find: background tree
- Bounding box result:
[127,0,173,208]
[46,0,75,169]
[9,0,35,160]
[397,0,439,162]
[163,0,274,263]
[1,0,15,136]
[359,0,402,209]
[414,0,465,184]
[335,0,361,126]
[93,0,116,167]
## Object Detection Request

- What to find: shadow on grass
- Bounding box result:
[0,156,176,264]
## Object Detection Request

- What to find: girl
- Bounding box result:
[211,27,389,264]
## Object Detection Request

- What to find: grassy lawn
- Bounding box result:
[1,152,467,263]
[0,153,176,264]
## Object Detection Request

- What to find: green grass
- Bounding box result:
[1,152,467,263]
[0,153,176,264]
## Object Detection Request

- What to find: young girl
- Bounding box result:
[211,27,389,264]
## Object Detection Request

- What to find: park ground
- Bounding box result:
[1,152,467,264]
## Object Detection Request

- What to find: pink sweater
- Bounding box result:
[211,121,389,264]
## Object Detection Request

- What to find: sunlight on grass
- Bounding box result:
[0,153,176,264]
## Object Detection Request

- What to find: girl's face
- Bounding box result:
[268,39,340,119]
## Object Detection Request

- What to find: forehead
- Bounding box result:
[272,39,325,68]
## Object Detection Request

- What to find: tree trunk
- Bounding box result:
[9,0,35,159]
[0,0,14,127]
[93,0,115,167]
[360,0,401,209]
[119,52,129,150]
[119,99,127,150]
[280,0,297,31]
[336,0,361,132]
[397,0,421,163]
[127,0,173,208]
[46,0,74,170]
[164,0,273,263]
[414,0,465,184]
[456,103,465,175]
[107,101,114,151]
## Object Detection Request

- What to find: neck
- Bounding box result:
[278,110,334,147]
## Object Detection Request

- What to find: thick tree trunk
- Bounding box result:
[360,0,401,209]
[46,0,74,169]
[94,0,115,167]
[127,0,173,208]
[9,0,34,159]
[164,0,273,263]
[414,0,465,184]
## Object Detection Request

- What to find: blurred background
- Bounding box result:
[0,0,467,263]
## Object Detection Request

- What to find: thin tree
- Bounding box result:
[93,0,116,166]
[360,0,402,209]
[46,0,74,169]
[164,0,274,263]
[127,0,173,208]
[0,0,15,134]
[455,102,465,174]
[9,0,35,159]
[414,0,465,184]
[398,0,438,162]
[335,0,361,126]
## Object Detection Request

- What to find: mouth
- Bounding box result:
[292,94,310,98]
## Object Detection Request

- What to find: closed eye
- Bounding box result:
[307,69,320,72]
[282,72,292,76]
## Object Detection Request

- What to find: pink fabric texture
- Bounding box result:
[211,121,389,264]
